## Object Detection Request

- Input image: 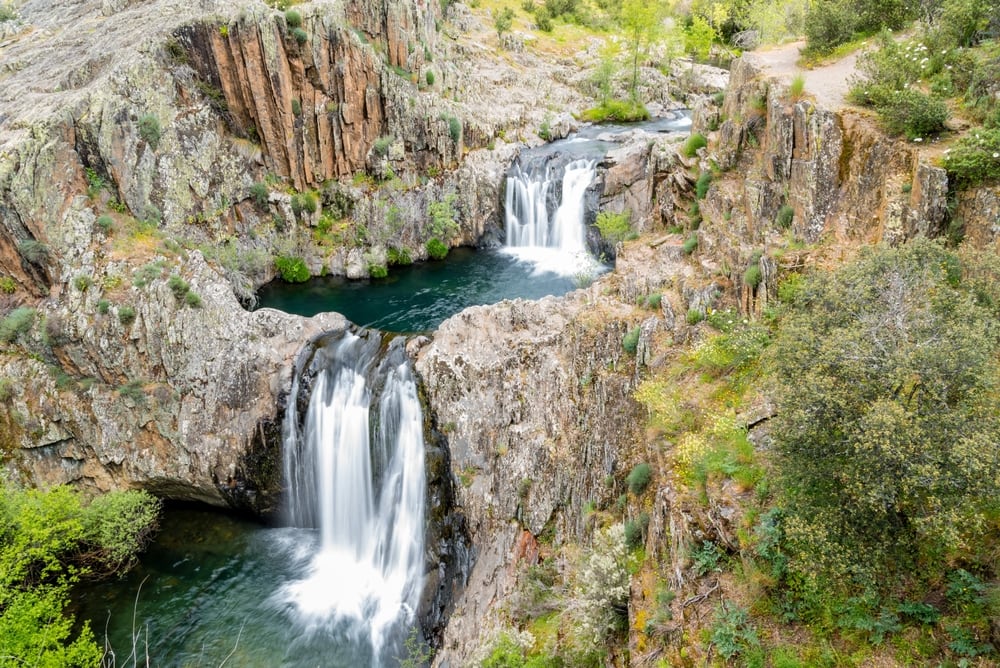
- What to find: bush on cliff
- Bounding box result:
[275,255,310,282]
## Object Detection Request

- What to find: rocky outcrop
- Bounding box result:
[414,239,699,665]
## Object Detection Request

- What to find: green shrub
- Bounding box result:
[167,275,190,300]
[876,89,948,139]
[428,195,459,240]
[250,182,269,207]
[301,191,318,214]
[744,264,762,289]
[624,512,650,549]
[627,462,652,495]
[944,128,1000,188]
[368,263,388,279]
[17,239,49,264]
[0,377,13,402]
[291,98,302,116]
[710,601,759,661]
[579,99,650,123]
[494,6,515,41]
[0,276,16,294]
[803,0,856,54]
[117,379,146,405]
[425,237,449,260]
[686,308,704,325]
[445,114,462,143]
[534,7,553,31]
[184,291,202,308]
[118,305,136,326]
[0,307,36,343]
[682,133,707,158]
[96,214,114,234]
[695,171,712,200]
[387,247,413,265]
[284,9,302,27]
[776,204,794,229]
[138,114,161,149]
[790,74,806,100]
[682,234,698,255]
[425,70,435,86]
[292,27,308,44]
[97,299,111,315]
[595,210,633,245]
[692,540,723,576]
[373,135,394,157]
[645,293,662,309]
[132,261,165,288]
[275,255,310,282]
[73,275,93,291]
[622,326,641,354]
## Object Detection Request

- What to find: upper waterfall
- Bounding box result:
[280,332,426,666]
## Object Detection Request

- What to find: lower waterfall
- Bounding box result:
[280,331,426,665]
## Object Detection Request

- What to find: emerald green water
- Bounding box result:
[255,247,595,333]
[78,508,412,667]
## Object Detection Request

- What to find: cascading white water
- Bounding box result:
[503,158,603,277]
[279,333,426,665]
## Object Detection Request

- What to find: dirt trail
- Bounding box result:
[742,40,862,110]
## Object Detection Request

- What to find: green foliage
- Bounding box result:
[710,601,759,660]
[373,135,394,157]
[875,89,948,139]
[627,462,652,495]
[250,182,269,207]
[771,239,1000,589]
[0,307,35,344]
[743,264,762,289]
[138,114,161,149]
[275,255,310,282]
[284,9,302,27]
[624,512,649,549]
[579,99,650,123]
[534,8,553,31]
[494,6,515,41]
[445,114,462,143]
[117,305,136,326]
[184,290,202,308]
[426,237,449,260]
[686,308,704,324]
[118,379,146,404]
[0,3,17,21]
[428,194,459,241]
[684,15,716,61]
[387,247,413,266]
[595,210,633,245]
[695,171,712,200]
[0,377,12,402]
[0,276,15,294]
[0,482,160,665]
[132,260,166,288]
[620,0,664,101]
[682,133,707,158]
[368,263,389,279]
[291,98,302,116]
[84,167,106,199]
[776,204,794,229]
[622,326,641,354]
[168,275,190,300]
[803,0,856,54]
[789,73,806,100]
[644,293,662,309]
[291,191,318,216]
[97,299,111,315]
[943,128,1000,188]
[17,239,49,264]
[292,26,308,43]
[682,234,698,255]
[96,214,114,234]
[425,69,435,86]
[73,274,93,291]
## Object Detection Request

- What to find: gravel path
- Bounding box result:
[742,40,863,109]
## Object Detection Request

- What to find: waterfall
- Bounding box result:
[280,332,426,665]
[503,157,603,277]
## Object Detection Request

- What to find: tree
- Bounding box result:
[684,14,716,61]
[494,7,515,43]
[770,240,1000,589]
[619,0,665,101]
[0,482,161,664]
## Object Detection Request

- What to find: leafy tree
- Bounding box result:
[684,14,716,61]
[0,483,161,665]
[771,239,1000,589]
[494,7,515,42]
[619,0,664,101]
